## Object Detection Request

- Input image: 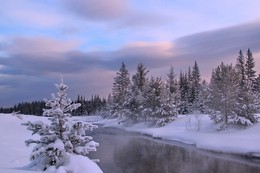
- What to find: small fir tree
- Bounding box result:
[23,79,99,170]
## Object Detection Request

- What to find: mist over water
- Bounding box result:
[89,127,260,173]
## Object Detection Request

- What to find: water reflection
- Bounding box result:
[90,127,260,173]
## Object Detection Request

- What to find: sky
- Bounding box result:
[1,0,260,107]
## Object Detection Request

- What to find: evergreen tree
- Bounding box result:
[74,94,85,115]
[208,63,239,130]
[142,76,163,120]
[236,50,246,87]
[235,49,258,124]
[198,80,210,114]
[155,75,178,126]
[167,66,178,94]
[124,63,149,121]
[190,61,201,113]
[245,49,256,84]
[101,93,114,118]
[179,71,190,114]
[23,79,99,170]
[235,80,258,124]
[254,74,260,94]
[111,62,130,118]
[132,63,149,92]
[166,66,180,112]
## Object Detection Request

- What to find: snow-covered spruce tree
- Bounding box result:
[155,66,180,125]
[111,62,130,119]
[190,61,202,113]
[245,49,256,85]
[235,80,259,125]
[235,50,258,125]
[198,80,210,114]
[208,63,239,130]
[100,93,114,118]
[142,76,163,121]
[155,82,178,126]
[23,79,99,171]
[254,74,260,96]
[124,63,149,122]
[166,66,181,111]
[179,62,202,115]
[179,71,190,114]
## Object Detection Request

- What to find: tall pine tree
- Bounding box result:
[235,49,258,124]
[166,66,180,112]
[190,61,201,113]
[245,49,256,83]
[124,63,149,121]
[111,62,130,118]
[208,63,239,130]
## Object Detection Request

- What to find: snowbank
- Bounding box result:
[93,114,260,157]
[0,114,103,173]
[46,154,102,173]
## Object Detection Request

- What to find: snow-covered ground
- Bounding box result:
[0,114,103,173]
[93,114,260,157]
[2,113,260,173]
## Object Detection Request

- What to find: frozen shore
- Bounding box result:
[90,114,260,158]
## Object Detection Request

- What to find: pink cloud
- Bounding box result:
[6,37,79,56]
[121,41,173,58]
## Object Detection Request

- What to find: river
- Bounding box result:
[89,127,260,173]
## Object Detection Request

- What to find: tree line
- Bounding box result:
[73,94,106,115]
[103,49,260,129]
[0,101,46,115]
[0,94,106,116]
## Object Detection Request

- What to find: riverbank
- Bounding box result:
[88,114,260,158]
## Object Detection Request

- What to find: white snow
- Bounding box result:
[93,114,260,157]
[0,114,103,173]
[2,112,260,173]
[46,154,103,173]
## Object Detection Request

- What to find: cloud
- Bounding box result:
[171,21,260,78]
[3,21,260,82]
[175,22,260,56]
[0,36,176,106]
[116,11,170,29]
[0,0,64,28]
[71,41,174,71]
[0,37,82,76]
[63,0,171,29]
[6,37,79,55]
[2,21,260,106]
[64,0,128,21]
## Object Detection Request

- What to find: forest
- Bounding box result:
[0,95,106,116]
[104,49,260,130]
[1,49,260,130]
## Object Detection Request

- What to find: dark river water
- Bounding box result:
[89,127,260,173]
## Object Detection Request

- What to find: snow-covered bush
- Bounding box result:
[228,114,255,126]
[155,116,175,127]
[23,79,99,171]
